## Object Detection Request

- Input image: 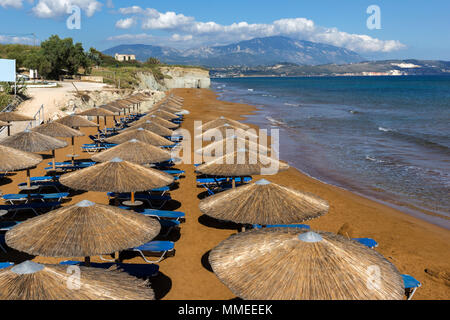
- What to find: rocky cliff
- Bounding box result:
[137,66,210,91]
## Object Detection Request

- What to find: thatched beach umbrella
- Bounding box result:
[136,115,178,129]
[0,130,67,186]
[92,139,172,164]
[148,109,179,121]
[101,104,122,114]
[195,135,270,158]
[199,116,250,131]
[105,128,174,147]
[56,114,99,129]
[124,120,173,137]
[60,158,174,204]
[0,120,11,127]
[78,107,115,126]
[32,122,84,168]
[0,112,34,136]
[160,106,183,115]
[0,145,42,174]
[199,179,329,225]
[56,115,98,162]
[209,228,405,300]
[196,124,258,141]
[196,149,289,183]
[6,200,160,263]
[0,261,154,300]
[100,104,122,123]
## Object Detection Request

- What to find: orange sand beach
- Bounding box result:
[0,88,449,300]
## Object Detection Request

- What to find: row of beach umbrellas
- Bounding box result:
[190,113,405,300]
[0,92,182,299]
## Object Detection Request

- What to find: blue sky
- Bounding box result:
[0,0,449,60]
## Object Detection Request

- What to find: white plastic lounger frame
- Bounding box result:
[133,247,173,264]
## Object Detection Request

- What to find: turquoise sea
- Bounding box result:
[212,76,450,228]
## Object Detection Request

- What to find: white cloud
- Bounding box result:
[32,0,102,18]
[0,35,36,45]
[105,0,113,9]
[107,33,156,42]
[116,17,136,29]
[115,7,405,53]
[171,34,193,41]
[0,0,25,9]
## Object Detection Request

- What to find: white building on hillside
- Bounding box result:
[115,53,136,62]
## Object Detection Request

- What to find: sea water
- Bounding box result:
[212,76,450,227]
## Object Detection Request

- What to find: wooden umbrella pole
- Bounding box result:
[96,116,100,125]
[26,168,31,187]
[104,116,107,126]
[131,192,135,203]
[52,150,56,170]
[84,256,91,267]
[7,122,11,136]
[71,137,75,166]
[232,177,236,189]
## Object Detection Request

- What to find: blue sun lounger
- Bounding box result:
[60,260,160,277]
[196,176,252,184]
[0,262,14,269]
[353,238,378,249]
[167,135,183,142]
[0,202,61,216]
[17,181,62,191]
[2,192,69,204]
[253,224,311,230]
[119,206,185,221]
[48,161,96,167]
[0,221,21,231]
[141,209,185,222]
[161,169,185,177]
[127,241,175,263]
[402,274,421,300]
[28,176,60,182]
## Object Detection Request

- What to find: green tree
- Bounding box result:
[40,35,89,79]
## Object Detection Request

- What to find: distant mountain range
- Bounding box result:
[210,60,450,77]
[103,36,364,67]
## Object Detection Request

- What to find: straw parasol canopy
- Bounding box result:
[196,149,289,177]
[124,120,173,137]
[195,135,270,156]
[31,121,84,138]
[0,112,35,135]
[60,158,174,192]
[136,115,178,129]
[209,228,405,300]
[100,104,122,114]
[0,129,67,153]
[196,124,258,141]
[56,114,99,128]
[77,107,115,117]
[0,261,154,300]
[5,200,161,257]
[109,100,130,109]
[199,116,250,131]
[0,145,42,172]
[148,109,179,120]
[92,139,172,164]
[199,179,329,225]
[160,104,182,112]
[0,112,34,122]
[105,128,175,147]
[0,120,11,127]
